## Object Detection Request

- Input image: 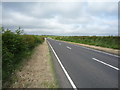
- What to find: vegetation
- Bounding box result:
[51,36,120,50]
[2,27,44,85]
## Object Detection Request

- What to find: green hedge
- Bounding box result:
[2,28,44,84]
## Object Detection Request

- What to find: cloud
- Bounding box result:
[0,2,2,26]
[2,1,118,36]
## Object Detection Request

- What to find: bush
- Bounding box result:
[2,30,27,55]
[2,28,44,84]
[22,35,35,49]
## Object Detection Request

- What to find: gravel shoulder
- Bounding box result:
[11,41,58,88]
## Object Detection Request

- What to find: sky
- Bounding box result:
[1,0,119,36]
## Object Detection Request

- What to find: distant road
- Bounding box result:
[47,38,119,88]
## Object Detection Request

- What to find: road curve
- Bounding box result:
[47,38,119,89]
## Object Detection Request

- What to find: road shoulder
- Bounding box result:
[47,39,72,88]
[11,41,58,88]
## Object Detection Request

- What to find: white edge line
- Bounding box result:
[92,58,119,70]
[47,40,77,90]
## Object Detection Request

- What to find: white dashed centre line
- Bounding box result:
[92,58,119,70]
[67,46,71,50]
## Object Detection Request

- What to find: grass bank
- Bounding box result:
[51,36,120,50]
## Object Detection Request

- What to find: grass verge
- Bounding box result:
[56,39,120,56]
[52,36,120,50]
[47,42,59,88]
[10,41,58,88]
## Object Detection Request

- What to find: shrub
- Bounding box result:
[2,28,44,84]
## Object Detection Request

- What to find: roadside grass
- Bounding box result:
[47,43,59,88]
[10,41,59,88]
[51,36,120,50]
[41,81,57,88]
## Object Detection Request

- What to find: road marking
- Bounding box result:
[92,58,119,70]
[55,39,119,58]
[50,39,120,58]
[47,40,77,90]
[67,46,71,50]
[74,44,120,58]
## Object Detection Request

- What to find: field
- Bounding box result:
[50,36,120,50]
[2,27,44,86]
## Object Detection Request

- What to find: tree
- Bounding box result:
[1,27,5,33]
[15,27,24,35]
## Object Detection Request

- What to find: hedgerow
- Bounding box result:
[2,27,44,85]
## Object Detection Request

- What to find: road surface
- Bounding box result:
[47,38,119,89]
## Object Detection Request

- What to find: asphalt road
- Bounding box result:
[47,38,119,89]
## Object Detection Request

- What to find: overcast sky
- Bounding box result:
[2,1,118,36]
